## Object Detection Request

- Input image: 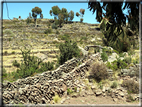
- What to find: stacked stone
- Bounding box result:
[2,57,93,104]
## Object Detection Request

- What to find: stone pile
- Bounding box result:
[2,57,94,104]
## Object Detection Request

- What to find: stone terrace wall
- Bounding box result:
[2,54,99,104]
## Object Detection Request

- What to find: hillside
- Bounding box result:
[2,19,140,105]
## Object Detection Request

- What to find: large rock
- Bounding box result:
[95,89,102,96]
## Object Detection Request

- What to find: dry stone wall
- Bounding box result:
[2,55,96,104]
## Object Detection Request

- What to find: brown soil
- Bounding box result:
[62,95,140,105]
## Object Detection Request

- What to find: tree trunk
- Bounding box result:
[34,18,37,27]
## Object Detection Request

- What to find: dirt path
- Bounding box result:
[62,95,140,105]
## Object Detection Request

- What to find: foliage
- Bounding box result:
[76,8,85,22]
[58,13,64,27]
[101,51,108,62]
[31,6,43,27]
[44,28,52,34]
[26,17,32,24]
[10,47,54,80]
[4,51,8,55]
[90,62,109,82]
[68,10,74,21]
[126,95,134,102]
[67,88,73,95]
[50,6,60,19]
[4,30,12,34]
[53,94,61,103]
[88,1,139,53]
[116,57,128,69]
[56,30,60,34]
[121,80,139,94]
[59,33,70,41]
[58,39,81,65]
[2,68,7,77]
[123,56,132,64]
[12,51,15,54]
[52,23,58,29]
[111,81,118,88]
[12,60,20,67]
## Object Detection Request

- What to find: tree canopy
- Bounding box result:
[88,0,139,52]
[31,7,43,27]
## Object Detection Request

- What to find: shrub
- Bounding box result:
[101,52,108,62]
[56,30,60,34]
[123,57,132,64]
[121,80,139,94]
[12,51,15,54]
[60,33,70,41]
[4,30,12,34]
[126,95,134,102]
[67,88,73,95]
[44,28,52,34]
[26,17,32,24]
[111,81,118,88]
[53,94,61,103]
[90,62,109,82]
[12,60,20,67]
[52,23,58,29]
[116,57,128,69]
[3,68,7,77]
[4,51,8,55]
[11,46,54,80]
[58,39,81,65]
[94,48,100,53]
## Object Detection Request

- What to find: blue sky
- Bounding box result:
[2,2,130,24]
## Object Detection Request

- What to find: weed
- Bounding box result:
[67,88,73,95]
[53,94,61,103]
[12,60,20,67]
[4,51,8,55]
[101,51,108,62]
[123,57,132,64]
[12,51,15,54]
[44,28,52,34]
[111,81,118,88]
[56,30,60,34]
[126,95,134,102]
[121,80,139,94]
[90,62,109,82]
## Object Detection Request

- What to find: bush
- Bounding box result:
[121,80,139,94]
[4,51,8,55]
[56,30,60,34]
[90,62,109,82]
[53,94,61,103]
[12,51,15,54]
[123,57,132,64]
[4,30,12,34]
[116,57,127,69]
[111,81,118,88]
[44,28,52,34]
[126,95,134,102]
[58,39,81,65]
[60,33,70,41]
[3,68,7,77]
[67,88,73,95]
[101,52,108,62]
[26,17,32,24]
[12,60,20,67]
[11,46,54,80]
[52,23,58,29]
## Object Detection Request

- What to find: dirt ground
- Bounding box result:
[61,95,140,105]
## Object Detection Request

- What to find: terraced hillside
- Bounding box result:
[2,19,140,105]
[2,19,102,73]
